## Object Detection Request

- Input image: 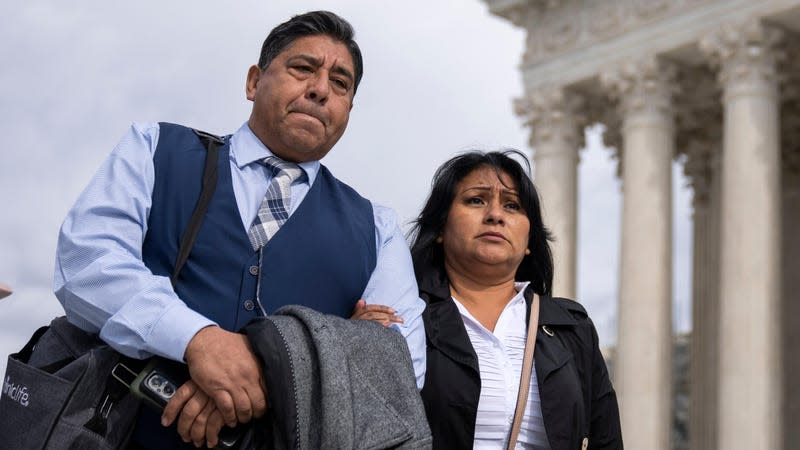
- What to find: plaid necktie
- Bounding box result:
[247,156,306,251]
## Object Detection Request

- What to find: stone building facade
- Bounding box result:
[481,1,800,449]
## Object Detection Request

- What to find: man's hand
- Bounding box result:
[350,299,404,327]
[182,326,267,428]
[162,380,227,448]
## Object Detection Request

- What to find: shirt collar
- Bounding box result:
[490,281,530,317]
[512,281,530,303]
[451,281,530,318]
[229,121,320,182]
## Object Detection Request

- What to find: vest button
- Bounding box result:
[249,265,259,276]
[243,300,256,311]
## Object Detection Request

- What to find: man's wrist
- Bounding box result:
[184,324,219,363]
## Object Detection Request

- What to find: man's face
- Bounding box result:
[246,34,355,163]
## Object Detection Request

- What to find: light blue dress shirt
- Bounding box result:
[54,122,426,388]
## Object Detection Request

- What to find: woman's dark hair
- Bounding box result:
[258,10,364,95]
[409,150,554,296]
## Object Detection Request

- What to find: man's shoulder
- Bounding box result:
[150,123,228,156]
[128,121,207,138]
[316,165,402,232]
[317,165,370,202]
[155,122,214,139]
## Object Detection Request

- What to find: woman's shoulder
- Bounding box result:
[537,295,602,346]
[534,293,595,329]
[546,295,588,317]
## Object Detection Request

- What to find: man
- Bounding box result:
[54,11,425,449]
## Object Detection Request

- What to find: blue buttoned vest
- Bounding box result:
[136,123,377,448]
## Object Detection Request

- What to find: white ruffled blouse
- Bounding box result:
[452,282,551,450]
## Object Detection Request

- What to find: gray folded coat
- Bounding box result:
[240,305,432,450]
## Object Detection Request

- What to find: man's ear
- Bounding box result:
[245,65,261,101]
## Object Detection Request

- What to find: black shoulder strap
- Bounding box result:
[170,129,225,288]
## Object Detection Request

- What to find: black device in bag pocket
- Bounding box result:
[0,317,143,449]
[113,358,187,412]
[112,358,245,449]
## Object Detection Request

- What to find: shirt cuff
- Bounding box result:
[147,301,217,362]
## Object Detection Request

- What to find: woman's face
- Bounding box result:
[441,166,531,278]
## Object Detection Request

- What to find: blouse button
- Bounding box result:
[249,265,259,276]
[243,299,256,311]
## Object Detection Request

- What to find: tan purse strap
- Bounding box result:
[506,293,540,450]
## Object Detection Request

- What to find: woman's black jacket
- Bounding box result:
[418,267,623,450]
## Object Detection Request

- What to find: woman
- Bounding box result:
[409,151,622,449]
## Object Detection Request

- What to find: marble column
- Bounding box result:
[700,22,783,450]
[515,87,584,298]
[684,140,721,450]
[601,57,675,450]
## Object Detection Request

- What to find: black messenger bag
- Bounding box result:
[0,317,142,449]
[0,128,223,449]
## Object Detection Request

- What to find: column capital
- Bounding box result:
[683,140,719,209]
[674,65,721,211]
[699,20,784,97]
[674,66,721,144]
[515,85,586,154]
[600,56,678,129]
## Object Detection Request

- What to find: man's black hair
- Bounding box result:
[258,10,363,95]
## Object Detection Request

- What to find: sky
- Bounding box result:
[0,0,693,376]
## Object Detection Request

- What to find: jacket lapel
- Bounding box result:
[419,267,480,375]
